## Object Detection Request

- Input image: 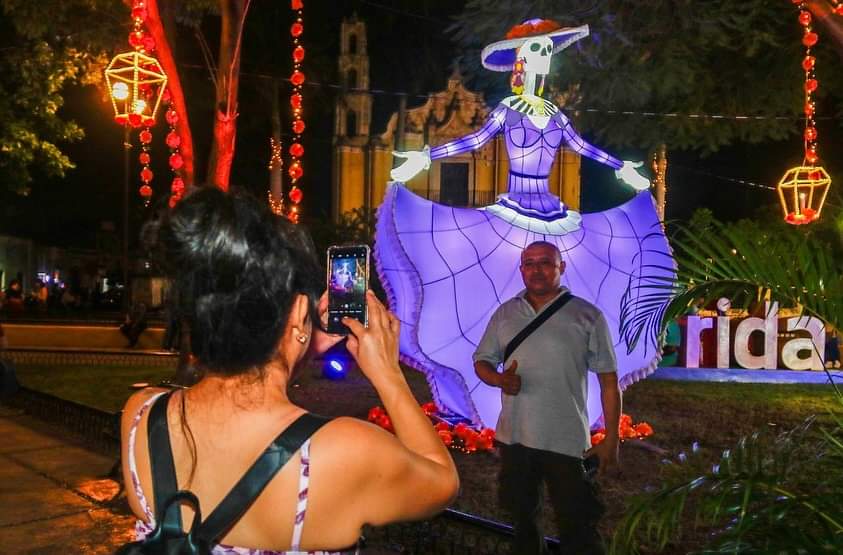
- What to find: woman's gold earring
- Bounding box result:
[296,334,309,344]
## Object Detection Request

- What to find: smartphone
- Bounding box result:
[326,244,370,335]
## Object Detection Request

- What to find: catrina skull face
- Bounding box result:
[517,36,553,75]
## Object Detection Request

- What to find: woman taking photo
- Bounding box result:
[120,188,458,553]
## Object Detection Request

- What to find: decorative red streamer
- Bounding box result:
[287,0,305,223]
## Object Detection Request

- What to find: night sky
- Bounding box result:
[2,0,841,249]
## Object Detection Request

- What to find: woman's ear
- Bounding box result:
[289,293,310,335]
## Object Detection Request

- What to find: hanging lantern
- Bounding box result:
[777,166,831,225]
[104,51,167,127]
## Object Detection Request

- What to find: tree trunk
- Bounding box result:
[270,78,283,201]
[144,0,195,187]
[206,0,249,191]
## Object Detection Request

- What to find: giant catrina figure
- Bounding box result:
[375,19,675,428]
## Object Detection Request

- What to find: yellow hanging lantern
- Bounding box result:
[776,166,830,225]
[104,51,167,128]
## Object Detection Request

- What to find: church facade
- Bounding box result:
[332,16,583,220]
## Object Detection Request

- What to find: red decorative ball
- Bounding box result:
[138,152,151,165]
[288,163,303,181]
[128,113,143,128]
[289,187,303,204]
[290,22,304,37]
[835,4,843,16]
[802,31,818,47]
[162,88,172,103]
[809,170,821,181]
[798,10,811,26]
[140,167,154,182]
[804,102,814,116]
[139,184,153,198]
[165,131,181,149]
[132,7,147,21]
[142,36,156,53]
[289,143,304,157]
[139,129,153,144]
[165,109,179,125]
[291,70,305,86]
[805,78,818,93]
[804,126,817,141]
[290,93,303,109]
[168,153,184,170]
[293,45,305,62]
[128,31,144,48]
[171,177,185,194]
[802,55,815,71]
[434,422,450,433]
[291,0,304,9]
[805,149,819,163]
[292,120,305,134]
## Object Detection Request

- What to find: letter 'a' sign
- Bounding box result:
[684,301,825,370]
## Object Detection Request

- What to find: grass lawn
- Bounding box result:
[13,361,841,550]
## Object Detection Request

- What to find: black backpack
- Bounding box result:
[117,391,329,554]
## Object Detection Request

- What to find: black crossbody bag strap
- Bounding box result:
[196,413,331,542]
[146,390,183,534]
[504,292,574,362]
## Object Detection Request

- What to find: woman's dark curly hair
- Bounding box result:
[163,187,322,374]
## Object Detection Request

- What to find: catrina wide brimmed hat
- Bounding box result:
[481,19,590,72]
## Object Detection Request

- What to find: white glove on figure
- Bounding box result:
[391,146,431,182]
[615,160,651,191]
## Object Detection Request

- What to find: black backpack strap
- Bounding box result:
[146,390,183,533]
[196,413,331,542]
[504,292,574,362]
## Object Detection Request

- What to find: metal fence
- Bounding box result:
[2,386,564,554]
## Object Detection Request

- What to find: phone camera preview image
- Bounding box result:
[327,245,369,335]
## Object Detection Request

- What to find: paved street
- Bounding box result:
[0,405,134,554]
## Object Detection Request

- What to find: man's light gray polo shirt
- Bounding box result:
[473,287,617,458]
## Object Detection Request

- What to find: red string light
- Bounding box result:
[130,0,157,204]
[163,89,185,208]
[796,1,820,166]
[287,0,305,223]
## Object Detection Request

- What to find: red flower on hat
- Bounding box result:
[505,19,561,40]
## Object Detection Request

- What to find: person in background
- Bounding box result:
[474,241,620,555]
[658,319,681,367]
[121,188,458,553]
[825,324,840,369]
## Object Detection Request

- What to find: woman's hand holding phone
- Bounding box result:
[342,291,404,388]
[307,292,346,356]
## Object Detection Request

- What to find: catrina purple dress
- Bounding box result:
[375,102,675,428]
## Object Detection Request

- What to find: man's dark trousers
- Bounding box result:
[499,442,604,555]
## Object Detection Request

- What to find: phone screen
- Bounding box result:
[327,245,370,334]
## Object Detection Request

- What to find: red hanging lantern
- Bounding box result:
[292,120,305,134]
[289,187,303,204]
[804,126,817,141]
[139,129,153,144]
[806,149,819,163]
[805,78,818,93]
[290,143,304,157]
[140,167,154,183]
[171,177,185,193]
[291,22,303,37]
[139,152,151,165]
[798,10,812,26]
[168,152,184,170]
[290,93,303,109]
[165,131,181,148]
[802,55,815,71]
[165,109,179,125]
[288,163,303,181]
[291,0,304,9]
[291,70,305,86]
[139,184,153,198]
[293,46,305,62]
[802,31,818,47]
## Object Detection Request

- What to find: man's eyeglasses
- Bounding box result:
[520,260,559,270]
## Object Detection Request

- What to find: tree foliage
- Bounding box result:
[450,0,843,153]
[0,0,123,192]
